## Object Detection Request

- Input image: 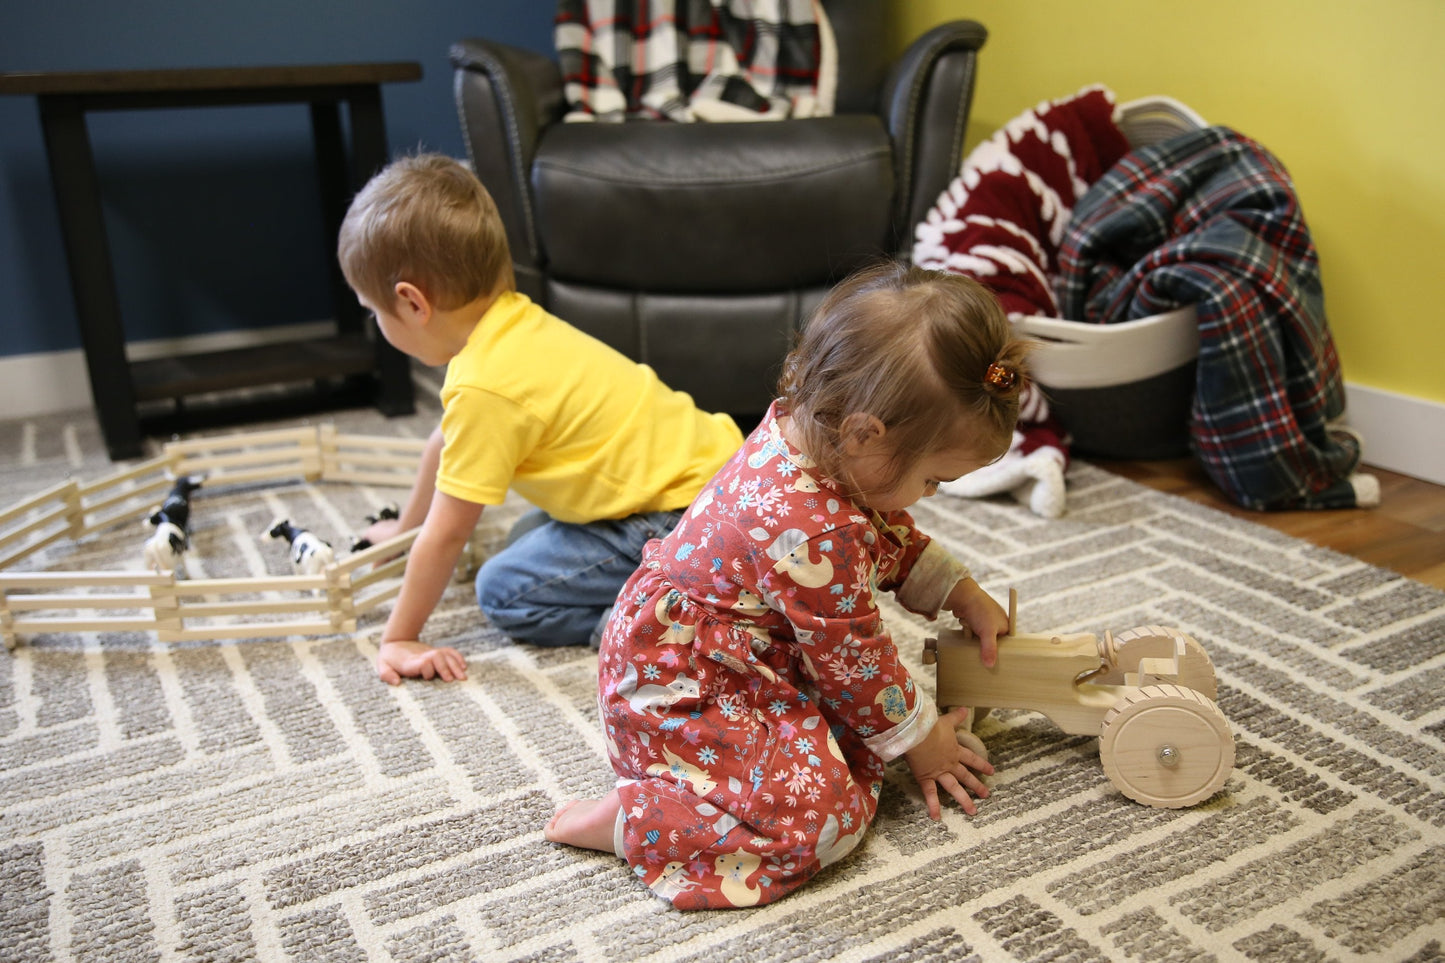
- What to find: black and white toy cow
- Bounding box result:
[143,475,204,577]
[265,518,336,576]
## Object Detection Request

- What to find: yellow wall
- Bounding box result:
[898,0,1445,404]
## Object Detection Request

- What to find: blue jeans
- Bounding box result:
[474,508,683,647]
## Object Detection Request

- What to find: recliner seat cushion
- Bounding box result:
[531,115,895,292]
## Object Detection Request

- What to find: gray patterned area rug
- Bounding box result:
[2,391,1443,963]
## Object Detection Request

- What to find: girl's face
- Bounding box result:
[846,424,1001,513]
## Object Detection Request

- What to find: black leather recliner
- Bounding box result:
[450,4,986,421]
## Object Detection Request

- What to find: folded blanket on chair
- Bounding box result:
[1058,126,1371,510]
[914,85,1132,518]
[555,0,837,122]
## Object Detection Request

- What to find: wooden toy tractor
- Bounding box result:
[923,593,1233,808]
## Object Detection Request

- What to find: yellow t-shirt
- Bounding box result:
[436,292,743,523]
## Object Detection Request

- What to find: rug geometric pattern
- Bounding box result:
[2,398,1442,962]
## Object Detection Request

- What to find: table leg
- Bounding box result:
[310,100,360,338]
[345,86,414,417]
[38,95,144,460]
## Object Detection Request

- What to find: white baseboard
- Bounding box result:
[0,349,91,419]
[1344,383,1445,486]
[0,322,338,420]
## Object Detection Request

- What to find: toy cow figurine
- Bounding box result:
[143,475,204,577]
[265,518,335,576]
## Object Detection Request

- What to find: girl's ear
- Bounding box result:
[392,281,433,324]
[839,413,887,457]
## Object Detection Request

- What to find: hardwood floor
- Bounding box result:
[1094,457,1445,590]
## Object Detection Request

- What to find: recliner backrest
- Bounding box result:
[823,0,890,114]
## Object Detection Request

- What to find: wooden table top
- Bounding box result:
[0,62,423,96]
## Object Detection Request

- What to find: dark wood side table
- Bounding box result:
[0,63,422,460]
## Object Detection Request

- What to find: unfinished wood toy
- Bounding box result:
[924,591,1233,808]
[0,425,487,650]
[142,474,204,577]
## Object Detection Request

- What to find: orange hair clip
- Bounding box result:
[984,361,1018,392]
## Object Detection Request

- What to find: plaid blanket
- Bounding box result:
[555,0,836,122]
[1058,126,1364,510]
[913,86,1132,518]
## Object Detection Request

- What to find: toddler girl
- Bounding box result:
[546,262,1032,909]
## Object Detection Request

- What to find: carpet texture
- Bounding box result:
[2,388,1443,962]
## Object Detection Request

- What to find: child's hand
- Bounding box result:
[361,515,403,548]
[358,516,406,560]
[945,578,1009,668]
[375,639,467,685]
[904,706,994,819]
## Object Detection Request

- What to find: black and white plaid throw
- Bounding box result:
[555,0,836,121]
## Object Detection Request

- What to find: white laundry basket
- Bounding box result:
[1017,96,1206,460]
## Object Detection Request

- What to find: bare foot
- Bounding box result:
[545,789,622,853]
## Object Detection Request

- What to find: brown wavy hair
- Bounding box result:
[778,261,1032,493]
[337,153,513,311]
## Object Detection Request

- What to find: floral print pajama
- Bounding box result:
[597,404,966,908]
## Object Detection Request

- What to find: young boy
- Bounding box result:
[338,153,743,685]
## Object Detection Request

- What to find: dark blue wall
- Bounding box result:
[0,0,554,359]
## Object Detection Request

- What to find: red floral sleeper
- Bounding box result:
[597,404,968,908]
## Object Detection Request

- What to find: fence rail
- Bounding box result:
[0,426,478,649]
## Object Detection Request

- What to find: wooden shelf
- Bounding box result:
[129,335,378,402]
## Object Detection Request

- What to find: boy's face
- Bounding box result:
[358,289,449,367]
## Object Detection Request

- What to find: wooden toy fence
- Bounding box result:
[0,425,481,650]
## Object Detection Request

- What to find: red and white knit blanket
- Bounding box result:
[913,85,1132,517]
[555,0,837,122]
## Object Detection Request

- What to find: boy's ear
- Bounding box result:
[392,281,432,323]
[839,413,887,456]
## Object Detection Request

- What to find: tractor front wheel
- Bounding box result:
[1099,684,1233,808]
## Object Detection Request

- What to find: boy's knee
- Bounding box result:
[473,556,597,646]
[473,556,517,616]
[474,566,532,640]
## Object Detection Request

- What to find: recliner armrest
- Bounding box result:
[450,38,566,290]
[878,20,988,253]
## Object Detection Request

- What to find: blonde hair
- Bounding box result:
[779,261,1032,491]
[337,153,513,311]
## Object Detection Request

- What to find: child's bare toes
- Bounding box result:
[544,800,584,840]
